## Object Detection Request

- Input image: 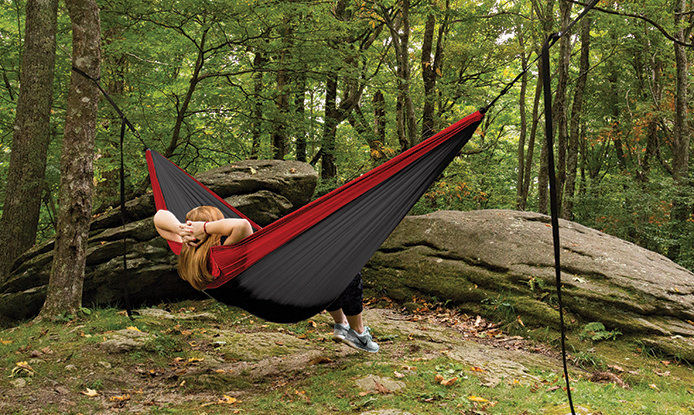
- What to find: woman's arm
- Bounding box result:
[188,218,253,245]
[153,210,188,243]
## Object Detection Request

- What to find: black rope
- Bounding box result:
[119,120,133,319]
[480,0,600,114]
[541,33,576,415]
[71,66,145,320]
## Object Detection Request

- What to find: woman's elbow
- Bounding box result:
[237,219,253,237]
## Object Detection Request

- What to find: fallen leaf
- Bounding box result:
[126,326,141,332]
[434,374,444,383]
[374,380,390,394]
[82,388,99,397]
[1,339,12,345]
[109,394,130,402]
[218,395,238,404]
[468,395,489,403]
[441,377,458,386]
[308,356,333,365]
[470,366,486,373]
[187,357,204,363]
[393,370,405,378]
[649,383,659,391]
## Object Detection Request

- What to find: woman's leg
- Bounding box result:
[328,309,347,325]
[345,313,364,334]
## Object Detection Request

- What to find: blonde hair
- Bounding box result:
[177,205,224,290]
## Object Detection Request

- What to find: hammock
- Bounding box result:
[146,111,483,323]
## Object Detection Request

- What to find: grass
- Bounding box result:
[0,299,692,414]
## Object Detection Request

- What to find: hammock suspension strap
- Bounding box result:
[71,66,143,319]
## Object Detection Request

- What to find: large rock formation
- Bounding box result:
[363,210,694,360]
[0,160,318,325]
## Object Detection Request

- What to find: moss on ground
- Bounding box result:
[0,299,692,414]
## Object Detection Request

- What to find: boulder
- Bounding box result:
[363,209,694,360]
[0,159,317,325]
[100,328,154,353]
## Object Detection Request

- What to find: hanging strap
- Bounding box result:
[118,120,133,318]
[541,33,576,415]
[480,2,601,414]
[71,66,144,320]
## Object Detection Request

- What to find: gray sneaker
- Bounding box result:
[342,326,379,353]
[332,323,349,343]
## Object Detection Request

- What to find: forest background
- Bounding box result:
[0,0,692,282]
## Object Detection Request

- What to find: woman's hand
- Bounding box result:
[186,221,208,242]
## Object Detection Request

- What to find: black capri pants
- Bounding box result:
[326,272,363,316]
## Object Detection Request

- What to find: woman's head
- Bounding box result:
[177,205,224,290]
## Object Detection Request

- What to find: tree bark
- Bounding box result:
[515,25,528,210]
[520,62,543,211]
[373,90,387,164]
[554,0,572,210]
[386,0,417,149]
[320,72,338,179]
[294,71,307,162]
[250,50,265,159]
[562,17,590,220]
[272,20,291,160]
[39,0,101,318]
[0,0,58,281]
[667,0,691,260]
[421,0,448,140]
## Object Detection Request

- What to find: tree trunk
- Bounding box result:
[520,62,543,211]
[608,69,626,171]
[272,21,291,160]
[554,0,572,210]
[515,25,528,210]
[320,72,338,179]
[421,12,436,140]
[165,29,207,158]
[387,0,417,149]
[294,71,307,162]
[0,0,58,281]
[562,17,590,220]
[39,0,101,318]
[250,50,265,159]
[272,56,288,160]
[667,0,691,261]
[373,90,387,164]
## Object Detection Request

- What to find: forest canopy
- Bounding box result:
[0,0,692,272]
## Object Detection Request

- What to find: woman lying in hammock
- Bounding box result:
[153,206,379,353]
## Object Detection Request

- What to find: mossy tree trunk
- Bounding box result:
[0,0,58,282]
[39,0,101,319]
